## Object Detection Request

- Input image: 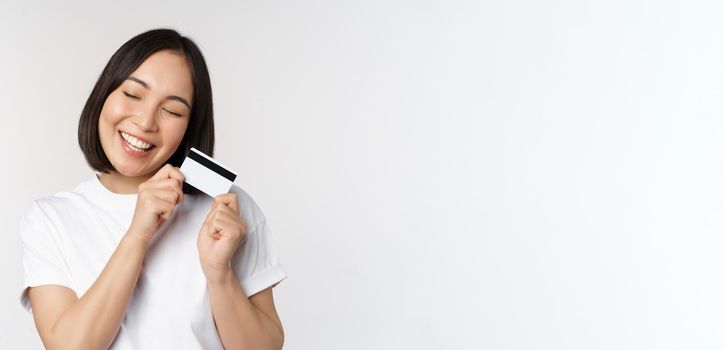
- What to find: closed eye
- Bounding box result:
[122,91,140,100]
[163,108,183,117]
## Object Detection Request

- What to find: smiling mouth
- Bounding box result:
[119,131,155,152]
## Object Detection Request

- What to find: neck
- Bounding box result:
[98,171,153,194]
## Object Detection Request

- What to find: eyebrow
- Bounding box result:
[126,76,192,110]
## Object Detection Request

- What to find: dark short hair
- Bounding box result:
[78,28,214,184]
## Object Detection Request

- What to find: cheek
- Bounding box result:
[161,119,190,146]
[100,95,132,126]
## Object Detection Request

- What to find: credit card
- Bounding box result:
[179,147,237,197]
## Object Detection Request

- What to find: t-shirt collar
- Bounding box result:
[87,173,138,209]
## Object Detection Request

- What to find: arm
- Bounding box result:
[28,233,148,350]
[197,193,284,349]
[207,270,284,350]
[28,165,185,350]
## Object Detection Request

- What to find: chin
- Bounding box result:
[113,165,153,178]
[109,157,155,178]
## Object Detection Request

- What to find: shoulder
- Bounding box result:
[19,198,64,243]
[20,179,95,233]
[229,184,268,229]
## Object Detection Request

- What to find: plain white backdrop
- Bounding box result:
[2,0,724,348]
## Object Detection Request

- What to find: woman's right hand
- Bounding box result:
[127,164,185,244]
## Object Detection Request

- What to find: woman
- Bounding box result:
[19,29,287,349]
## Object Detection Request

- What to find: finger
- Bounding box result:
[150,163,176,181]
[210,219,246,246]
[214,209,247,231]
[203,195,237,230]
[146,178,182,191]
[145,179,184,205]
[146,189,179,206]
[170,179,184,205]
[212,211,243,228]
[204,219,223,239]
[211,214,246,234]
[202,202,217,227]
[166,167,185,188]
[149,198,175,220]
[211,217,240,238]
[214,204,238,217]
[207,230,222,240]
[160,208,174,220]
[201,213,223,239]
[214,193,239,212]
[211,204,233,218]
[149,164,185,192]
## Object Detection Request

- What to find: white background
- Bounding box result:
[2,0,724,349]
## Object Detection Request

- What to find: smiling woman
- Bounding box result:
[97,51,192,186]
[19,29,287,350]
[78,29,215,193]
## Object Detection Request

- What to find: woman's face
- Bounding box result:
[98,50,193,178]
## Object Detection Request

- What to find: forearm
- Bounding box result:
[49,233,147,350]
[207,269,284,350]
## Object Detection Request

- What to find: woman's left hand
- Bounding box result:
[197,193,247,282]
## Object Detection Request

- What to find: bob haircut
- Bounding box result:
[78,28,214,192]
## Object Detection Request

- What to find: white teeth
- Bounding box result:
[120,131,152,151]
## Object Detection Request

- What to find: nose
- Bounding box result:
[133,106,159,132]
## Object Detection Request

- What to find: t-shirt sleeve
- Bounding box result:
[19,201,73,312]
[229,189,287,297]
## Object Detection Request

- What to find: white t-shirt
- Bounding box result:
[19,174,287,349]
